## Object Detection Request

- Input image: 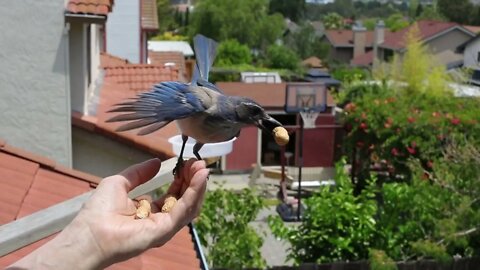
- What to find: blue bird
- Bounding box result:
[107,34,283,174]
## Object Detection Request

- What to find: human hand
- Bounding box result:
[9,158,208,270]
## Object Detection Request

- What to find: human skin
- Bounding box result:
[8,158,208,270]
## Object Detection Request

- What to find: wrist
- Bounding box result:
[9,216,106,270]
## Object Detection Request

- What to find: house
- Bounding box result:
[351,20,476,68]
[106,0,159,63]
[0,139,203,270]
[321,24,387,65]
[457,34,480,85]
[72,53,182,177]
[0,0,115,166]
[216,82,339,171]
[0,1,203,268]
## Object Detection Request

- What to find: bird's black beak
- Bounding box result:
[256,115,282,135]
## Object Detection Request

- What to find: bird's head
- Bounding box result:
[235,98,282,134]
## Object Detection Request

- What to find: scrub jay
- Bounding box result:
[107,34,283,174]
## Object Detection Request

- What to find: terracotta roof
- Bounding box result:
[350,50,374,67]
[380,20,466,50]
[464,25,480,34]
[216,82,335,109]
[73,53,183,158]
[0,139,201,270]
[325,30,377,47]
[141,0,159,30]
[101,52,130,68]
[148,51,187,78]
[66,0,114,16]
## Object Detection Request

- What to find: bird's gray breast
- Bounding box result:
[176,113,242,144]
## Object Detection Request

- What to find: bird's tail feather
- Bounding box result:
[191,34,218,84]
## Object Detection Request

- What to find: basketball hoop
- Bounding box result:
[300,110,319,129]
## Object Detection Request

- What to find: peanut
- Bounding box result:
[161,195,177,213]
[273,126,289,146]
[135,199,151,219]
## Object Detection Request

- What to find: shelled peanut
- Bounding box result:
[161,195,177,213]
[273,127,289,146]
[135,199,151,219]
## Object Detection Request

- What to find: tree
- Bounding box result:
[323,12,345,30]
[156,0,177,33]
[437,0,475,24]
[417,6,445,21]
[215,39,252,66]
[385,13,409,32]
[265,44,300,70]
[189,0,285,50]
[268,0,305,22]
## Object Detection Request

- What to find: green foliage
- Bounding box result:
[156,0,178,33]
[384,13,409,32]
[331,66,368,83]
[216,39,252,67]
[284,23,330,60]
[269,159,378,264]
[268,0,305,22]
[437,0,477,25]
[369,249,397,270]
[270,21,480,265]
[322,12,345,30]
[189,0,284,50]
[150,32,188,41]
[265,44,300,71]
[195,188,266,269]
[306,0,407,22]
[411,240,451,264]
[417,6,446,21]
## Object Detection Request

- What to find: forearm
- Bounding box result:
[7,218,105,270]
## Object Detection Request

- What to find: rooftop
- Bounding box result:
[0,139,201,269]
[73,53,183,159]
[66,0,114,16]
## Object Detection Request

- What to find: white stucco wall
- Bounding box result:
[72,127,155,177]
[0,1,72,166]
[106,0,140,63]
[464,38,480,68]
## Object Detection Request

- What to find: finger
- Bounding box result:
[118,158,161,192]
[169,165,209,228]
[166,158,196,197]
[180,158,198,195]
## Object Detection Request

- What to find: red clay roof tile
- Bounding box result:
[73,53,182,158]
[66,0,113,16]
[0,140,201,270]
[381,20,462,50]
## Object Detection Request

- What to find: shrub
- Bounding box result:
[265,44,300,71]
[216,39,252,67]
[195,188,266,269]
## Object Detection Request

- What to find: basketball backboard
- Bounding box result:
[285,82,327,113]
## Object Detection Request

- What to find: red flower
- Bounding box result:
[391,148,399,156]
[406,146,416,155]
[345,102,356,112]
[407,117,416,123]
[450,118,461,125]
[360,122,368,130]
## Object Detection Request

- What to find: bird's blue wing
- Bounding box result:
[191,34,218,85]
[107,81,205,135]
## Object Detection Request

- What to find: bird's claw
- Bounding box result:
[173,158,184,176]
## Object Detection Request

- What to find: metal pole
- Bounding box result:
[297,116,304,221]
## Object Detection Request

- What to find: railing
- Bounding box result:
[0,157,177,256]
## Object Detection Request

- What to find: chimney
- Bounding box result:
[353,21,367,58]
[373,20,385,62]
